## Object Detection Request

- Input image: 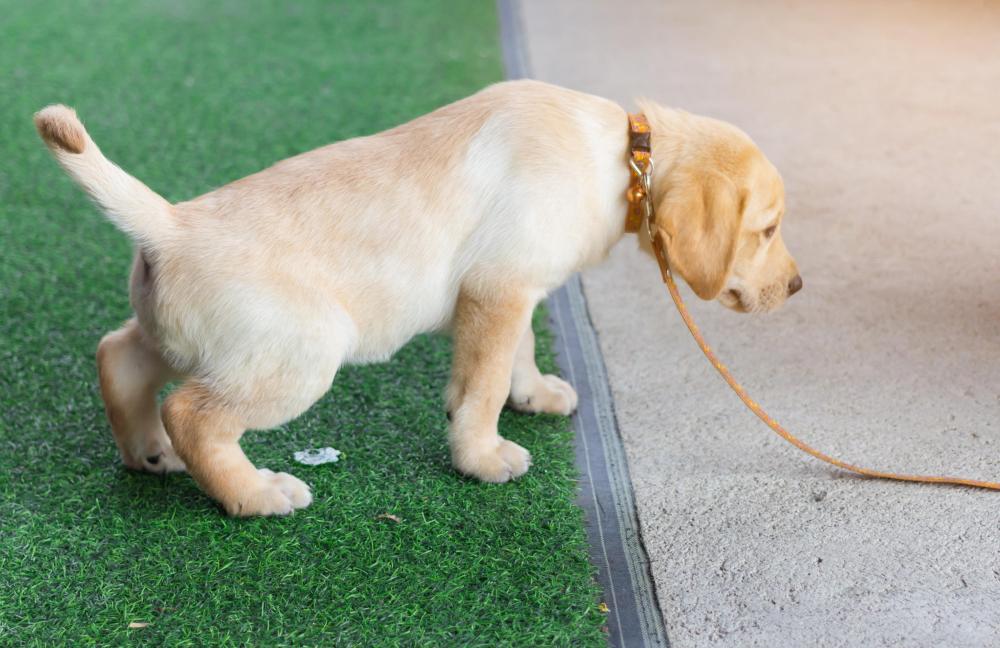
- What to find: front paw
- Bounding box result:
[508,374,578,416]
[223,469,313,517]
[452,438,531,483]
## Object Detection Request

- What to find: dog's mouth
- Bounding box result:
[719,288,749,313]
[721,283,794,314]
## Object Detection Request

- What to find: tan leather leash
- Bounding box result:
[625,113,1000,491]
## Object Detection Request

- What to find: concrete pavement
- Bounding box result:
[519,2,1000,646]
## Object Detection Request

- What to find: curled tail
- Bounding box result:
[34,104,174,247]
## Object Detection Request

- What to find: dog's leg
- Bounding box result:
[448,289,536,483]
[507,323,578,416]
[161,382,312,516]
[97,318,185,473]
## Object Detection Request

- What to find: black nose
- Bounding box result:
[788,274,803,296]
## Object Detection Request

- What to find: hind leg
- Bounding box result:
[97,318,185,473]
[162,383,313,517]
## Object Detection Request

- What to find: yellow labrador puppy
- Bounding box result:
[34,80,800,516]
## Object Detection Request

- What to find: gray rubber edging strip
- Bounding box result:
[496,2,670,646]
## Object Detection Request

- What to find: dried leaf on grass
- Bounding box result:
[375,513,402,523]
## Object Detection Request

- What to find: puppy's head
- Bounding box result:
[639,103,801,313]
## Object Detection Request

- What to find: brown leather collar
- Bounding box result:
[625,113,652,233]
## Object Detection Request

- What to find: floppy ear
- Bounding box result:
[656,171,745,300]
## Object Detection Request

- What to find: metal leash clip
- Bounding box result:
[628,156,656,244]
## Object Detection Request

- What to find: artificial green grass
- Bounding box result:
[0,1,606,644]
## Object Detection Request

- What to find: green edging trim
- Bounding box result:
[0,1,604,644]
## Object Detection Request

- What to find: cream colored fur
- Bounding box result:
[34,80,799,516]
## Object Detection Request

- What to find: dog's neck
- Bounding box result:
[617,103,689,257]
[568,100,688,272]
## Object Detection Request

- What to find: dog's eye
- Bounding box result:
[763,225,777,239]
